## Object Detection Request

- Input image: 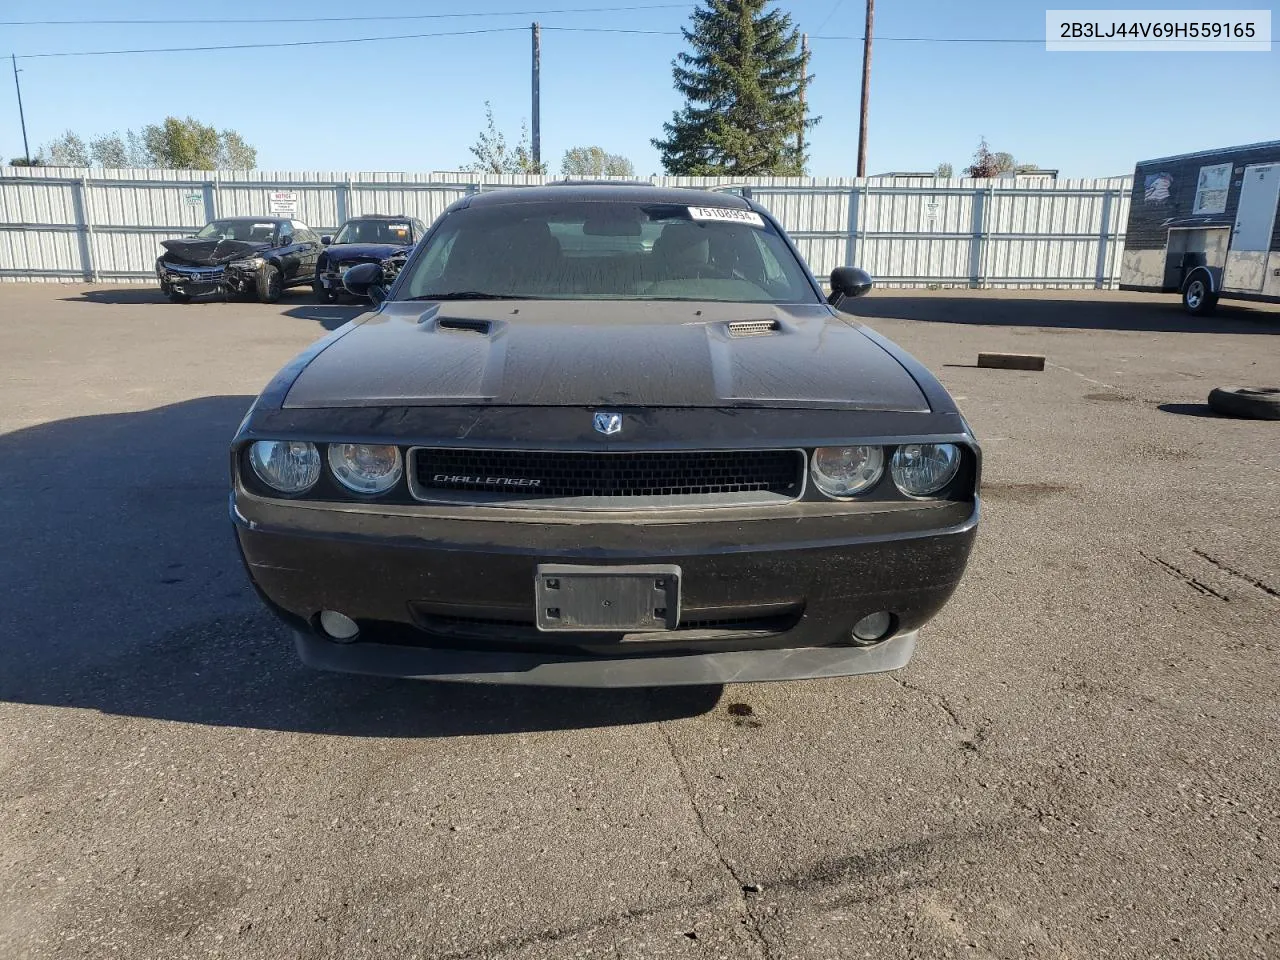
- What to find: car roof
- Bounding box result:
[342,214,416,221]
[216,216,287,222]
[464,183,754,209]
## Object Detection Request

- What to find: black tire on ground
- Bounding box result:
[257,263,283,304]
[1181,275,1217,315]
[167,290,191,304]
[313,282,338,303]
[1207,387,1280,421]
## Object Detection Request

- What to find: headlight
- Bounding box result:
[327,443,403,494]
[229,257,264,270]
[248,440,321,494]
[890,443,962,497]
[810,445,884,498]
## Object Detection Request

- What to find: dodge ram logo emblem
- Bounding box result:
[593,411,623,435]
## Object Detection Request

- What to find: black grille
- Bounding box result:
[413,448,801,500]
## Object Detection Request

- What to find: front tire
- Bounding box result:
[257,264,283,304]
[167,290,191,304]
[1182,275,1217,315]
[313,281,338,303]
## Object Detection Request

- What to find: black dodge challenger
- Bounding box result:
[231,184,980,686]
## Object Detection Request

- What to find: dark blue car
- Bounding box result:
[314,215,427,302]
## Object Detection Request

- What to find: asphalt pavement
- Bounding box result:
[1,283,1278,959]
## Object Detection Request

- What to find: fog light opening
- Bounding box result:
[318,610,360,643]
[851,611,895,645]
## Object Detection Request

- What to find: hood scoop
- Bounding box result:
[415,303,494,336]
[438,317,493,335]
[727,318,781,338]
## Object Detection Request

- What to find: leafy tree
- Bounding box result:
[45,130,89,167]
[143,117,221,169]
[561,146,635,177]
[9,154,45,166]
[653,0,814,176]
[964,138,1018,178]
[217,129,257,169]
[90,130,156,167]
[467,102,546,174]
[934,162,954,178]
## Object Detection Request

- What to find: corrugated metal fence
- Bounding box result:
[0,168,1132,288]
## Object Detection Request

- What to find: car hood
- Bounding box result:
[323,242,408,261]
[160,237,272,266]
[282,301,929,412]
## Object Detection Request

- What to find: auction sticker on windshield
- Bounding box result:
[688,206,765,227]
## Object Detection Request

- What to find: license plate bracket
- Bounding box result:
[535,564,681,632]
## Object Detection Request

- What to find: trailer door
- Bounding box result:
[1223,163,1280,293]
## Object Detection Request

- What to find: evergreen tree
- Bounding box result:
[653,0,814,176]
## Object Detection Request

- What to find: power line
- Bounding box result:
[18,26,525,59]
[1,3,690,27]
[541,26,1049,41]
[813,0,846,36]
[15,26,1066,59]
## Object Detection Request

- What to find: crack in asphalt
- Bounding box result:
[887,675,992,760]
[887,675,963,728]
[658,725,774,960]
[434,890,729,960]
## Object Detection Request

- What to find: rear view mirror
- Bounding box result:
[582,216,642,237]
[828,266,874,307]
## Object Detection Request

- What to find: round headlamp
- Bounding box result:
[327,443,403,494]
[890,443,962,497]
[248,440,321,494]
[810,445,884,499]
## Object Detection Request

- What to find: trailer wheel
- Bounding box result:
[1182,276,1217,315]
[1207,387,1280,421]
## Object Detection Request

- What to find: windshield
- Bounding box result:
[194,220,278,243]
[399,201,819,303]
[335,219,414,245]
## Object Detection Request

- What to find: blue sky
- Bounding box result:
[2,0,1276,177]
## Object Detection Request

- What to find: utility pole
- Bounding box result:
[798,33,808,166]
[531,22,541,171]
[12,54,30,163]
[856,0,874,177]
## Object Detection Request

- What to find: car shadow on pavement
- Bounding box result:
[59,287,172,305]
[848,294,1280,334]
[60,286,318,308]
[0,396,722,737]
[282,303,368,331]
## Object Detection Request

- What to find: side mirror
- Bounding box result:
[828,267,873,306]
[320,235,332,245]
[343,262,386,304]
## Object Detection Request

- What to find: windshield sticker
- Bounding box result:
[687,206,765,227]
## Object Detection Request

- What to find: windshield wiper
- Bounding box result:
[406,291,523,301]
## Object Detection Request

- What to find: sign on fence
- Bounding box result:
[268,190,298,215]
[182,192,202,207]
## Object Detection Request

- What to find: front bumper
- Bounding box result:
[157,261,256,295]
[317,262,390,291]
[232,490,978,686]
